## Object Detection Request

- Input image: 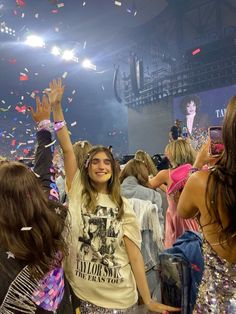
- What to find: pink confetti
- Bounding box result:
[19,73,29,81]
[16,0,26,7]
[15,105,26,113]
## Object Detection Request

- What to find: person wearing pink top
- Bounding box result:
[150,139,199,248]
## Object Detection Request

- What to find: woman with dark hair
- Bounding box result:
[179,95,201,135]
[47,78,180,313]
[177,95,236,313]
[0,94,75,313]
[0,162,73,313]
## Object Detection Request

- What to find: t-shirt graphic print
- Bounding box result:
[76,206,123,284]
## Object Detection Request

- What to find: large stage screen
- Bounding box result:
[173,85,236,149]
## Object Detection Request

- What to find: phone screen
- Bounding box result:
[209,127,224,156]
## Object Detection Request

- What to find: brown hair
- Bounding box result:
[134,150,157,177]
[73,140,93,170]
[120,159,150,188]
[81,146,124,219]
[0,162,67,279]
[165,139,196,168]
[206,95,236,246]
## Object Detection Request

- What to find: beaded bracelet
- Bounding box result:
[37,119,52,132]
[54,120,66,132]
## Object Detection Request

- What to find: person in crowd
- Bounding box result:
[134,150,158,178]
[177,95,236,313]
[0,93,75,313]
[150,139,199,248]
[0,160,73,313]
[47,78,180,314]
[134,150,168,215]
[120,158,162,213]
[179,94,211,135]
[169,119,182,141]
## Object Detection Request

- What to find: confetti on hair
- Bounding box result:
[21,227,32,231]
[45,139,56,148]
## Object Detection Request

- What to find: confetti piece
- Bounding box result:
[83,41,87,49]
[21,227,32,231]
[27,140,34,144]
[51,9,58,14]
[11,139,16,146]
[19,73,29,81]
[16,0,26,7]
[71,121,77,127]
[0,105,11,112]
[115,1,122,6]
[57,3,65,8]
[45,139,56,148]
[62,72,68,79]
[83,2,86,6]
[72,90,76,95]
[15,105,26,113]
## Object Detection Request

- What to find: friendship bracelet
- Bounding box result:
[54,120,66,132]
[37,119,52,132]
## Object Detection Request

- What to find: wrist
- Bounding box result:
[37,119,52,132]
[54,120,66,132]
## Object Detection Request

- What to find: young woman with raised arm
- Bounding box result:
[46,78,180,314]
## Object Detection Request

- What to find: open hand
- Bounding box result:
[147,301,181,313]
[29,95,51,123]
[45,78,65,106]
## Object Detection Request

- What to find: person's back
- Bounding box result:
[177,95,236,312]
[120,159,162,211]
[0,162,73,313]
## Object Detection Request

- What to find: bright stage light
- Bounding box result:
[62,50,74,61]
[51,46,61,56]
[25,35,45,47]
[82,59,96,70]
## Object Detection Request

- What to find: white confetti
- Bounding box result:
[27,140,34,144]
[62,72,68,79]
[21,227,32,231]
[71,121,77,127]
[57,3,65,8]
[45,139,56,148]
[115,1,122,6]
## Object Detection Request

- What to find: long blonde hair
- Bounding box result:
[165,139,196,168]
[81,146,124,219]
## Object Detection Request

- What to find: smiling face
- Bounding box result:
[186,100,197,115]
[88,151,112,193]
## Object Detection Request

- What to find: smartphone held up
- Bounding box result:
[208,126,224,157]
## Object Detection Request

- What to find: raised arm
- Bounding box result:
[30,95,59,201]
[149,169,169,190]
[46,79,77,191]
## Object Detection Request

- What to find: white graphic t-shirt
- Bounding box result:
[64,170,141,309]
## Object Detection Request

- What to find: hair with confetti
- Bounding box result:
[165,139,196,168]
[80,146,124,219]
[134,150,157,177]
[73,140,93,171]
[0,161,67,279]
[206,95,236,246]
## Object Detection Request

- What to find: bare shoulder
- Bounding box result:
[187,169,210,190]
